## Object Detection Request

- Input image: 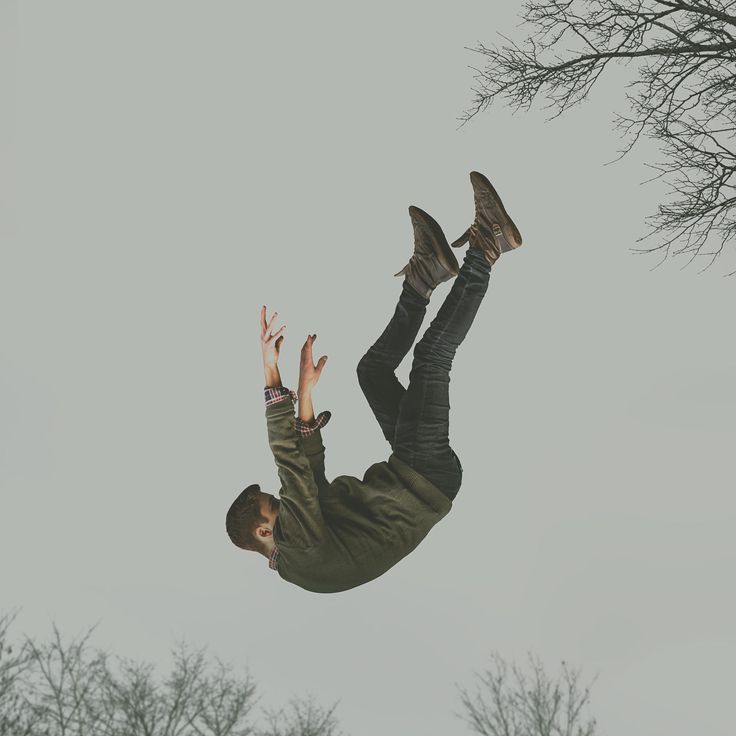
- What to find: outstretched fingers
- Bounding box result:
[302,334,316,357]
[312,335,328,373]
[260,306,285,340]
[302,335,327,364]
[268,324,286,342]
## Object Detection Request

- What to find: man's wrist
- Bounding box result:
[264,363,282,388]
[297,387,315,422]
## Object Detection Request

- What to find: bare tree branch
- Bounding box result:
[101,643,258,736]
[258,696,345,736]
[0,613,336,736]
[22,624,109,736]
[463,0,736,273]
[457,652,598,736]
[0,611,37,736]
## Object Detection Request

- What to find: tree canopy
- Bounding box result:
[464,0,736,274]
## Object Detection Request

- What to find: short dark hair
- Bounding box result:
[226,484,266,552]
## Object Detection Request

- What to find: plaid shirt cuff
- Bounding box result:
[295,410,331,436]
[268,546,280,570]
[264,385,298,406]
[264,386,331,436]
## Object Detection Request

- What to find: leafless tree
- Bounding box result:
[457,652,598,736]
[257,696,344,736]
[21,624,109,736]
[463,0,736,274]
[0,614,340,736]
[0,611,35,736]
[100,644,257,736]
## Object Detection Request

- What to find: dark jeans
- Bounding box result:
[356,247,492,500]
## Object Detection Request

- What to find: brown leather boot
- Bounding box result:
[451,171,523,265]
[393,206,460,299]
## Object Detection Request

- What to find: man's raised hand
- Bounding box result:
[299,334,327,394]
[260,305,286,367]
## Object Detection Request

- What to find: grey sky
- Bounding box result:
[2,2,735,735]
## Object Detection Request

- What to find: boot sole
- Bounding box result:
[470,171,523,252]
[408,205,460,276]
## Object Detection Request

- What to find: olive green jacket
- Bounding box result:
[266,397,452,593]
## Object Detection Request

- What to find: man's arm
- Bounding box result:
[262,323,330,490]
[296,335,331,490]
[264,362,282,389]
[260,308,326,547]
[261,307,286,391]
[265,397,325,546]
[297,386,330,490]
[298,387,314,423]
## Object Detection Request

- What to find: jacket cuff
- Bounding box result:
[299,427,325,456]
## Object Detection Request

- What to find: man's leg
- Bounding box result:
[392,246,492,500]
[356,280,429,446]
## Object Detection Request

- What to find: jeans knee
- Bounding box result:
[445,468,462,499]
[412,340,453,372]
[356,353,374,386]
[444,452,463,498]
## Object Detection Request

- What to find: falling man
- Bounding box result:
[226,172,524,593]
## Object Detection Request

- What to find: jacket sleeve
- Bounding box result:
[299,429,329,492]
[266,398,325,547]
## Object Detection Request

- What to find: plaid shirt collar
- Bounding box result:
[268,546,280,571]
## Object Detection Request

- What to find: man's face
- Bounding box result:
[257,491,280,527]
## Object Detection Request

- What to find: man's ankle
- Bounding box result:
[402,279,431,305]
[465,246,494,271]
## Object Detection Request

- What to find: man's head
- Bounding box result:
[226,483,280,556]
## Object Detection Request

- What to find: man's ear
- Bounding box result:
[256,525,272,538]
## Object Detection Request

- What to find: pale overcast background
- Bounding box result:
[2,2,735,735]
